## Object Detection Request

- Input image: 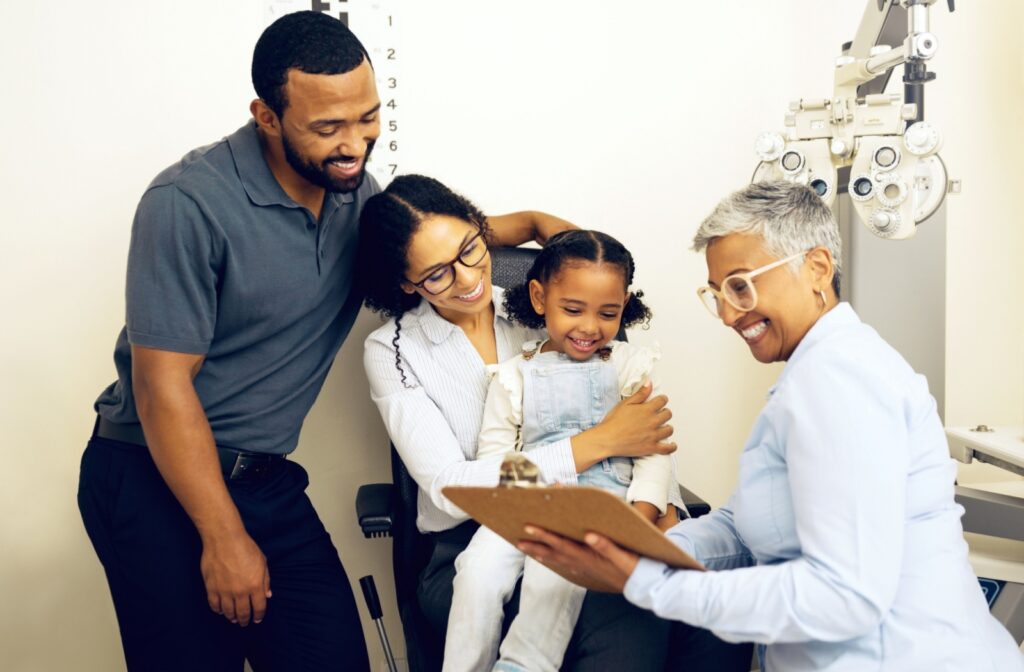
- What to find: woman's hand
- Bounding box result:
[571,383,676,471]
[528,211,578,246]
[518,526,640,594]
[487,211,578,247]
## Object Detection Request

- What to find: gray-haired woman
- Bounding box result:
[520,182,1024,671]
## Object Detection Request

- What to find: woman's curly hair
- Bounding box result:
[503,229,652,330]
[356,174,491,386]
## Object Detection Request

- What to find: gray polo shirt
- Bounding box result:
[95,121,380,454]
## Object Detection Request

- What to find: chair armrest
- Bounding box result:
[679,485,712,519]
[356,483,395,538]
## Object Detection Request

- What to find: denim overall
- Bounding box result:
[519,347,634,495]
[483,348,638,672]
[449,346,641,672]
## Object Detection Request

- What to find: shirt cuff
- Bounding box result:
[624,556,703,625]
[623,556,671,609]
[627,481,669,514]
[527,438,578,485]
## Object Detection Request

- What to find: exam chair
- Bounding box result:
[355,245,712,672]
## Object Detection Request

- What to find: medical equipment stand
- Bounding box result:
[946,426,1024,647]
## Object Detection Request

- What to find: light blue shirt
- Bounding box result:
[624,303,1023,671]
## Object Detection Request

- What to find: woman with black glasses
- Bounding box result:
[356,174,752,671]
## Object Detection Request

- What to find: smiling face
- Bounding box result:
[402,215,493,321]
[705,233,832,363]
[259,59,381,194]
[529,262,628,361]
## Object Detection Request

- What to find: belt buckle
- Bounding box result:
[229,453,273,480]
[230,454,253,480]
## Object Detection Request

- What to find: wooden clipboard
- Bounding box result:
[442,485,704,591]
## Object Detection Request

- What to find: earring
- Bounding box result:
[818,289,827,308]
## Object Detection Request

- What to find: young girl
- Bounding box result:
[444,230,682,672]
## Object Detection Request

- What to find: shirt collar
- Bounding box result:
[227,120,355,209]
[414,285,511,345]
[769,301,860,394]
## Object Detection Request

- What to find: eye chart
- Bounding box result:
[264,0,403,187]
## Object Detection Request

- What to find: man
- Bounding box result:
[76,10,685,672]
[77,12,385,671]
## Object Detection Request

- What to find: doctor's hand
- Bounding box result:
[518,526,640,594]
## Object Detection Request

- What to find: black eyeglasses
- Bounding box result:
[407,230,489,295]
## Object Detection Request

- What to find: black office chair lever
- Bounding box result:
[360,575,398,672]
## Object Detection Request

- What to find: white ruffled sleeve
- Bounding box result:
[476,357,525,460]
[611,341,674,513]
[614,340,662,397]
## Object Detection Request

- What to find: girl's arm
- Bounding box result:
[477,366,524,461]
[614,343,673,514]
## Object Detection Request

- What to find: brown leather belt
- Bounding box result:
[94,416,284,480]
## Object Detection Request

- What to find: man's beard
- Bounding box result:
[281,130,375,193]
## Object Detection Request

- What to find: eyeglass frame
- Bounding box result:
[406,228,489,296]
[696,250,809,317]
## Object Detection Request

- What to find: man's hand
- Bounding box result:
[201,531,272,626]
[132,344,270,627]
[518,526,640,594]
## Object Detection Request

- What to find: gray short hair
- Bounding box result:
[692,182,842,296]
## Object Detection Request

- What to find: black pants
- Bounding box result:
[418,522,752,672]
[77,435,370,672]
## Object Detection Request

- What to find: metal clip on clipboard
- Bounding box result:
[498,453,541,487]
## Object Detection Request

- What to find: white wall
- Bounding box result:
[0,2,1020,670]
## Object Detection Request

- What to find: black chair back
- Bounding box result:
[489,245,540,290]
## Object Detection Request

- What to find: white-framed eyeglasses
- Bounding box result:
[696,251,808,317]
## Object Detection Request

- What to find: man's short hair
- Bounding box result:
[252,11,371,118]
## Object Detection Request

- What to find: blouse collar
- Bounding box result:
[412,284,511,345]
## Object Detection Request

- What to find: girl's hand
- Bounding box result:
[518,526,640,594]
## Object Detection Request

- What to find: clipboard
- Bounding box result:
[442,483,704,591]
